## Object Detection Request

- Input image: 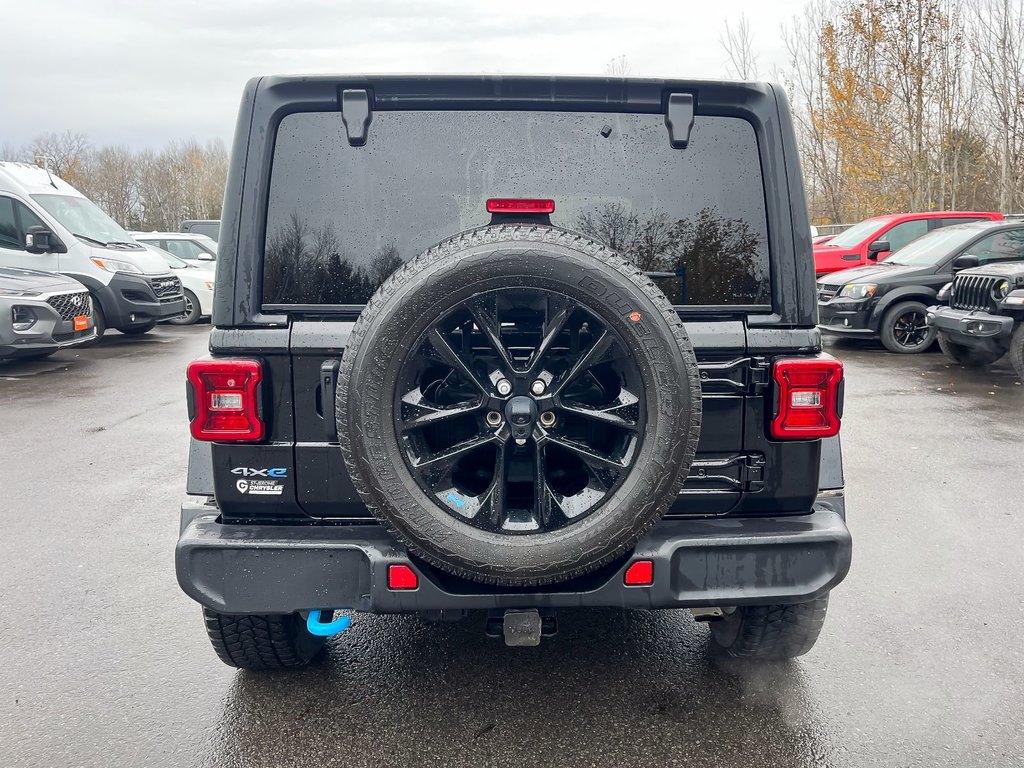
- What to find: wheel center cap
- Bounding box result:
[505,395,538,442]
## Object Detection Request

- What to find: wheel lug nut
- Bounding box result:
[486,411,503,427]
[539,411,556,427]
[496,379,513,396]
[530,379,546,396]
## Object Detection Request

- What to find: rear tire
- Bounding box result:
[1009,323,1024,382]
[710,595,830,660]
[879,301,935,354]
[937,334,1005,367]
[121,321,157,336]
[203,609,326,670]
[167,289,201,325]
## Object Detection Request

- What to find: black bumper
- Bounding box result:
[95,273,185,330]
[927,306,1014,352]
[818,299,877,338]
[176,497,852,614]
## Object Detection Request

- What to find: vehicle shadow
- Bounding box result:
[207,609,835,768]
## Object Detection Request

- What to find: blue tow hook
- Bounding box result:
[306,610,351,637]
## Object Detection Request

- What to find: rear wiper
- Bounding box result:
[74,233,108,246]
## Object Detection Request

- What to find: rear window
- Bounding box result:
[263,110,770,307]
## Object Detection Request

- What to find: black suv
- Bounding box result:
[817,221,1024,354]
[928,253,1024,379]
[176,76,852,668]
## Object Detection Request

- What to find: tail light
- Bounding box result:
[770,355,843,440]
[486,198,555,214]
[186,359,264,441]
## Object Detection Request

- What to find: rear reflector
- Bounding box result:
[770,355,843,440]
[388,564,419,590]
[186,359,264,442]
[624,560,654,586]
[486,198,555,214]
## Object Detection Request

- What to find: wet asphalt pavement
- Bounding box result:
[1,325,1023,767]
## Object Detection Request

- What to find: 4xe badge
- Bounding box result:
[232,467,288,478]
[232,467,286,496]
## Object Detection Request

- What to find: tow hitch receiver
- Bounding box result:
[486,609,557,646]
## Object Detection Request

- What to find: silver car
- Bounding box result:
[0,267,96,360]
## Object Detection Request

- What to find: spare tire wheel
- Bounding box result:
[337,226,702,586]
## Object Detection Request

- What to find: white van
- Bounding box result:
[0,162,185,338]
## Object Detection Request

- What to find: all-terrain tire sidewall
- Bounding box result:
[1009,322,1024,382]
[880,300,935,354]
[937,333,1005,367]
[337,226,702,586]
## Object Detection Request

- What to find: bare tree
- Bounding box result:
[604,55,632,76]
[79,146,141,228]
[0,142,29,162]
[971,0,1024,212]
[721,13,759,79]
[780,0,843,222]
[29,131,91,187]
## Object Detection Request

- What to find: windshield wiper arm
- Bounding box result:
[73,233,108,246]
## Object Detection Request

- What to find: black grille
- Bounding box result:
[150,276,182,301]
[46,291,92,320]
[818,283,842,302]
[951,274,1000,312]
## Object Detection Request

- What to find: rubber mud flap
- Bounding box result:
[337,225,702,586]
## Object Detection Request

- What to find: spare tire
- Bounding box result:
[337,226,701,586]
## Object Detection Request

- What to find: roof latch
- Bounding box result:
[665,93,695,149]
[340,88,372,147]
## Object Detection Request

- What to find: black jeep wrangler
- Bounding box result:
[176,75,852,669]
[929,246,1024,380]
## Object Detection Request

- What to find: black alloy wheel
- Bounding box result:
[337,225,701,585]
[881,301,935,354]
[396,288,646,535]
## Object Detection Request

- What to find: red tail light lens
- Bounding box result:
[187,359,264,441]
[486,198,555,214]
[770,356,843,440]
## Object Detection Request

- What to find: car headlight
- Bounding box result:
[90,257,143,274]
[838,283,877,299]
[0,287,41,297]
[937,282,952,302]
[993,280,1011,300]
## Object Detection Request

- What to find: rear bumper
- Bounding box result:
[927,306,1014,352]
[176,496,852,614]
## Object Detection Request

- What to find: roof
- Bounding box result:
[865,211,1003,222]
[0,161,82,197]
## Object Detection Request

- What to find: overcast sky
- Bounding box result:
[0,0,805,150]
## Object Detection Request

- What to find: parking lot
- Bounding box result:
[0,326,1019,767]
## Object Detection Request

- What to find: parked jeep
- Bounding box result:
[176,75,852,669]
[928,239,1024,380]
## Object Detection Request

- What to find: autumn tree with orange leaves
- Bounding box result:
[778,0,1024,224]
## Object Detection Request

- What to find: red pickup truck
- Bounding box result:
[814,211,1004,276]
